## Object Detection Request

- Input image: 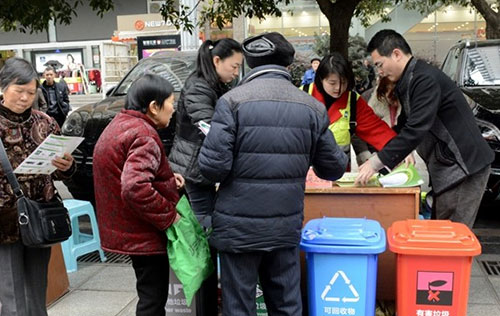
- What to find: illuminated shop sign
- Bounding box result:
[137,35,181,59]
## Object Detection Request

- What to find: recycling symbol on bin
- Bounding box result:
[321,270,360,303]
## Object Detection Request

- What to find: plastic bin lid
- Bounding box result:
[300,217,386,254]
[387,219,481,256]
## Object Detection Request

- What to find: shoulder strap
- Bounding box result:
[0,139,23,198]
[349,91,358,134]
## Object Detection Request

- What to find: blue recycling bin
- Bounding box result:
[300,217,386,316]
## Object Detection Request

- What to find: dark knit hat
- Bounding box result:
[242,32,295,68]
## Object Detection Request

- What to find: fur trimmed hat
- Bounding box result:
[242,32,295,68]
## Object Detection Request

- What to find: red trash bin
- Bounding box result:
[387,219,481,316]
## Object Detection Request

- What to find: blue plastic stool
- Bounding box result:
[61,199,106,273]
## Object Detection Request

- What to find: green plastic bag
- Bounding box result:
[166,195,214,306]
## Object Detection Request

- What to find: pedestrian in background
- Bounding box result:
[357,29,493,228]
[301,57,321,85]
[0,57,75,316]
[301,52,400,169]
[199,32,347,316]
[41,66,71,127]
[356,58,376,93]
[93,74,184,316]
[168,38,243,316]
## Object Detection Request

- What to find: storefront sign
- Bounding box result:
[117,14,176,33]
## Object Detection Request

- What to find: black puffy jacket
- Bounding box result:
[199,65,348,253]
[168,73,224,185]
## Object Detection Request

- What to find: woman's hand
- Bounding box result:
[52,153,74,172]
[174,173,185,190]
[173,212,182,224]
[403,152,416,167]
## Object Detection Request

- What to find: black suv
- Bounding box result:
[441,39,500,200]
[61,51,197,204]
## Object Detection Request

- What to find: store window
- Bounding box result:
[405,4,486,64]
[247,0,329,39]
[0,50,16,69]
[208,20,234,40]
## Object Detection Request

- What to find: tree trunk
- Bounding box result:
[471,0,500,39]
[316,0,360,59]
[486,22,500,39]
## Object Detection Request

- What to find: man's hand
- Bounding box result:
[51,153,73,172]
[355,160,377,186]
[174,173,185,190]
[173,212,181,224]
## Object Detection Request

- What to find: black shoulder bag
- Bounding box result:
[0,139,72,247]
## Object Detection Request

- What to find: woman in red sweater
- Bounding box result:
[302,52,397,169]
[93,74,184,316]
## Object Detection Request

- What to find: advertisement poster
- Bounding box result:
[33,49,83,73]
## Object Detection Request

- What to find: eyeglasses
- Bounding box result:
[374,60,384,69]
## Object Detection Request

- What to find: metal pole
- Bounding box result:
[180,0,200,51]
[434,11,437,63]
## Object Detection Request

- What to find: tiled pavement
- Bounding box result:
[46,253,500,316]
[47,172,500,316]
[48,264,138,316]
[467,254,500,315]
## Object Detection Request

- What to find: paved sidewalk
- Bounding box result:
[47,254,500,316]
[466,254,500,315]
[49,183,500,315]
[48,263,137,316]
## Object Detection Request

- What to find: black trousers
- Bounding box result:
[219,247,302,316]
[129,254,170,316]
[184,182,219,316]
[0,241,51,316]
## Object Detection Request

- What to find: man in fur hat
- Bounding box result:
[199,32,347,316]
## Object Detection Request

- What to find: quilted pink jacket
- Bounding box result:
[93,110,179,255]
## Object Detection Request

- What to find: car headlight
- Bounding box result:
[476,119,500,142]
[61,112,85,136]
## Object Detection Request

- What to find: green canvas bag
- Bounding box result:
[166,195,214,306]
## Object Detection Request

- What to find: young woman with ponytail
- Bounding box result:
[168,38,243,315]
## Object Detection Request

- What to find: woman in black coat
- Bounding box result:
[168,38,243,316]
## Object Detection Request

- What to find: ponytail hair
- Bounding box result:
[196,38,242,94]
